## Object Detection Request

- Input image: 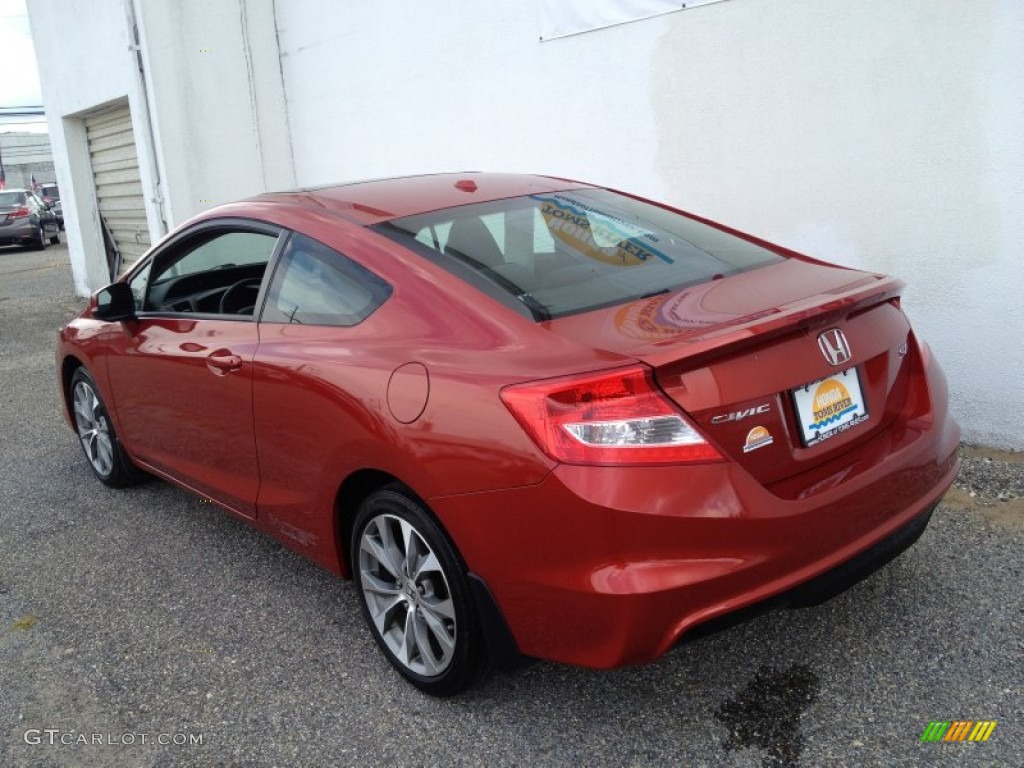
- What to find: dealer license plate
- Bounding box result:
[792,367,869,447]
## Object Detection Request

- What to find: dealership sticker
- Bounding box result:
[742,426,774,453]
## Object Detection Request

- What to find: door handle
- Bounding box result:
[206,349,243,375]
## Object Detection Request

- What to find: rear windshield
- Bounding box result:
[0,192,26,207]
[375,188,784,320]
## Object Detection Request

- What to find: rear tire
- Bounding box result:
[33,224,46,251]
[69,367,144,488]
[49,227,60,245]
[351,486,486,696]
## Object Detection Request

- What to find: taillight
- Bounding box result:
[500,365,723,465]
[10,206,30,219]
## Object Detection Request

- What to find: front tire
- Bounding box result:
[69,367,143,488]
[352,487,486,696]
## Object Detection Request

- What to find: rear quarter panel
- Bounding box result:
[247,217,629,574]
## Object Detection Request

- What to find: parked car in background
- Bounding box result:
[40,183,63,229]
[56,173,960,695]
[0,189,61,249]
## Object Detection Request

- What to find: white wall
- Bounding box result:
[275,1,665,193]
[277,0,1024,449]
[27,0,295,294]
[136,0,294,224]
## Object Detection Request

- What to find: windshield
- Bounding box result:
[376,188,784,320]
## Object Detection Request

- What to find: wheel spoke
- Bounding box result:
[418,606,455,663]
[379,517,408,577]
[419,594,455,621]
[400,606,418,666]
[360,531,402,581]
[361,571,401,597]
[369,595,405,634]
[400,519,422,578]
[412,612,443,676]
[96,434,114,473]
[73,386,95,429]
[82,430,96,458]
[411,550,441,581]
[73,399,93,429]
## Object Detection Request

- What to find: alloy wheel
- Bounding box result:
[357,512,457,677]
[73,380,114,477]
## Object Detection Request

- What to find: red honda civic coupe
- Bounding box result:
[57,173,960,695]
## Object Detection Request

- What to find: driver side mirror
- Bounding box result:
[94,282,136,322]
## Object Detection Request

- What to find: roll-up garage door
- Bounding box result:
[86,103,150,268]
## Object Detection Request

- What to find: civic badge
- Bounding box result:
[817,328,851,366]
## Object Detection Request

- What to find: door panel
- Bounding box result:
[105,317,260,517]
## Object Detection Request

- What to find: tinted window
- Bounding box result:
[378,189,785,320]
[262,233,391,326]
[144,229,278,315]
[0,191,27,207]
[161,231,276,281]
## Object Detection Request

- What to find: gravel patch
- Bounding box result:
[954,445,1024,502]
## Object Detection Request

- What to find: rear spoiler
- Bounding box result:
[639,275,905,370]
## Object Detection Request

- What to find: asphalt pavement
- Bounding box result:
[1,243,1021,767]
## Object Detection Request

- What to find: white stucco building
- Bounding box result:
[26,0,1024,450]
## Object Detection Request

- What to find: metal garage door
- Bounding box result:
[85,104,149,270]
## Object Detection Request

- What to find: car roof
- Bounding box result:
[250,172,594,226]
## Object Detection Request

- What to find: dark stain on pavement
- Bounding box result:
[715,663,820,768]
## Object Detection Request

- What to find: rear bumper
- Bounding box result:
[678,500,936,646]
[431,354,960,669]
[0,220,37,244]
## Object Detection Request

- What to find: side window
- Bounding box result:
[262,233,391,326]
[159,231,276,281]
[129,260,153,310]
[144,229,278,315]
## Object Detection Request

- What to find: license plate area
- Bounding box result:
[791,367,869,447]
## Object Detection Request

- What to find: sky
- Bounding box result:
[0,0,46,133]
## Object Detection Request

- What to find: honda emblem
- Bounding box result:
[817,328,852,366]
